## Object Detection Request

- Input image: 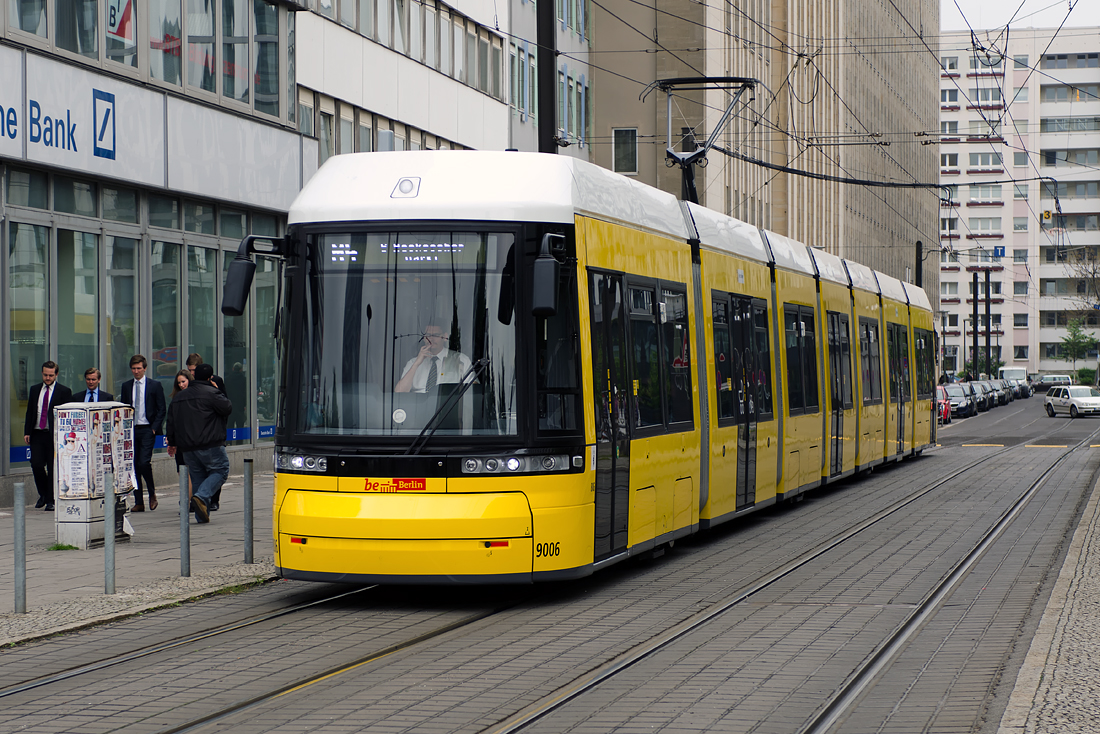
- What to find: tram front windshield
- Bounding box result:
[298,230,518,438]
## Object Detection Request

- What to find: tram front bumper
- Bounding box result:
[277,490,534,581]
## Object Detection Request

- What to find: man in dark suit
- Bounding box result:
[22,361,73,510]
[121,354,166,511]
[75,367,114,403]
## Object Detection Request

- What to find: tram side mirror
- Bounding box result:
[222,256,256,317]
[532,233,564,318]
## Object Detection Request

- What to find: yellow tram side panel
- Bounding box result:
[910,304,935,451]
[775,267,824,497]
[883,298,913,457]
[579,216,701,550]
[697,247,778,520]
[851,290,885,468]
[817,278,858,479]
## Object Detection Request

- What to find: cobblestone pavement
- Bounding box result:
[0,471,277,646]
[997,460,1100,734]
[2,414,1100,733]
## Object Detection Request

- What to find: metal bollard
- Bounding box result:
[180,465,190,577]
[14,481,26,614]
[104,471,115,594]
[244,458,254,564]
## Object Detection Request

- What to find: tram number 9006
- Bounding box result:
[535,542,561,558]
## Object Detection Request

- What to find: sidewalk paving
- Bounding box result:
[0,470,277,647]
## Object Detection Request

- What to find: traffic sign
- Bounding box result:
[993,246,1005,258]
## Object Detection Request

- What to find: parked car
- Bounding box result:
[936,386,952,424]
[999,379,1015,402]
[977,381,999,409]
[1012,379,1032,398]
[1045,385,1100,417]
[943,383,974,417]
[1035,374,1072,393]
[968,382,991,412]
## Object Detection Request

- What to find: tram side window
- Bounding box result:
[887,323,911,403]
[859,317,883,405]
[914,328,935,399]
[753,303,773,420]
[712,299,736,421]
[629,285,663,429]
[537,264,582,433]
[784,304,818,415]
[661,288,693,425]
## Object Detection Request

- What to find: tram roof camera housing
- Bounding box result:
[532,233,564,318]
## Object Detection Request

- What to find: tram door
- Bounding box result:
[590,272,631,559]
[826,312,852,477]
[730,297,766,507]
[886,323,908,455]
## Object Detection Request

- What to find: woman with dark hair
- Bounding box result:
[168,370,192,495]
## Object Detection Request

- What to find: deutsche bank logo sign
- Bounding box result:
[92,89,115,160]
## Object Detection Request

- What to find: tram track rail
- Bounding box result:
[0,585,377,700]
[4,421,1086,734]
[479,423,1097,734]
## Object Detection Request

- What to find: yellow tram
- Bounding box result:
[223,151,935,584]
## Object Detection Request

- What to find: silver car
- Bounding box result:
[1045,386,1100,418]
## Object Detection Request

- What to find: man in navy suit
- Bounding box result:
[75,367,114,403]
[121,355,166,511]
[22,361,73,510]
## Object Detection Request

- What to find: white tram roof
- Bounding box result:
[288,151,689,240]
[903,282,933,311]
[876,271,909,304]
[843,260,880,294]
[761,230,816,277]
[683,203,769,264]
[807,247,850,287]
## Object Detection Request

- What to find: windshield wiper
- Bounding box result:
[405,358,490,456]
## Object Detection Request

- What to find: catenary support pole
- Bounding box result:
[180,466,190,577]
[244,458,254,564]
[985,269,992,376]
[972,272,979,375]
[104,471,115,594]
[14,481,26,614]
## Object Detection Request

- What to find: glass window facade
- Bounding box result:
[3,165,284,471]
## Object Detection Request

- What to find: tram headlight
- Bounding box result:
[276,451,329,473]
[460,454,575,474]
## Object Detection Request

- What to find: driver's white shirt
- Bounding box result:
[400,348,472,393]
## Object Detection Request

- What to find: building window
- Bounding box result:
[1014,281,1028,295]
[1013,249,1027,263]
[1013,152,1028,167]
[1014,55,1029,69]
[1014,183,1028,199]
[1014,313,1028,327]
[941,153,958,168]
[969,152,1003,168]
[941,56,958,71]
[968,217,1002,234]
[941,89,958,104]
[970,87,1003,104]
[969,184,1001,202]
[56,0,99,58]
[150,0,183,86]
[1013,87,1028,103]
[613,128,638,174]
[941,217,958,234]
[1014,217,1029,232]
[941,281,958,296]
[941,121,958,136]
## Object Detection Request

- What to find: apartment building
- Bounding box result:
[938,27,1100,377]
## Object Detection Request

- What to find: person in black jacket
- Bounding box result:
[167,364,232,524]
[22,361,73,510]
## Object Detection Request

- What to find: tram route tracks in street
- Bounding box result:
[154,598,528,734]
[799,423,1100,734]
[0,585,378,700]
[479,425,1092,734]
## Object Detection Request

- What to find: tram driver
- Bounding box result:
[395,323,473,394]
